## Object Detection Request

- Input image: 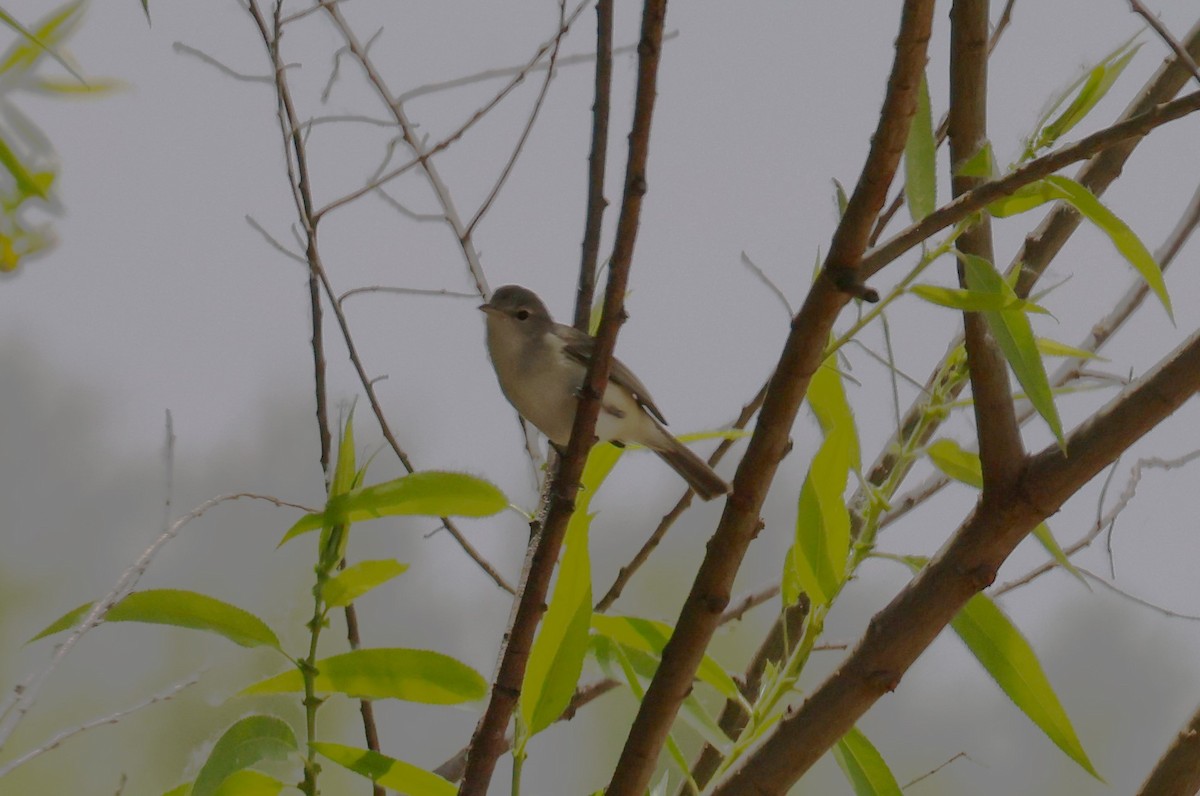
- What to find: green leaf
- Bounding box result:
[910,284,1049,314]
[590,615,743,707]
[1042,175,1171,320]
[192,716,297,796]
[808,354,860,471]
[30,590,281,650]
[952,594,1101,779]
[242,648,486,704]
[788,421,853,606]
[521,466,593,738]
[955,141,995,179]
[959,252,1064,445]
[321,559,409,608]
[0,134,47,200]
[904,71,937,222]
[832,726,903,796]
[832,178,849,217]
[331,409,358,498]
[313,743,455,796]
[926,438,981,488]
[1030,521,1088,589]
[0,2,87,84]
[1032,40,1141,153]
[282,471,507,544]
[578,441,624,511]
[1035,337,1104,360]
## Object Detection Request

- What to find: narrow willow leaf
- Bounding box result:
[952,594,1101,779]
[0,134,47,199]
[1043,175,1171,320]
[789,422,853,606]
[911,284,1049,314]
[30,589,281,650]
[832,726,903,796]
[521,478,593,737]
[808,355,860,470]
[1031,522,1088,588]
[959,253,1064,445]
[1034,41,1140,152]
[242,648,486,704]
[282,471,507,544]
[331,409,358,498]
[321,559,409,608]
[926,438,982,488]
[212,770,286,796]
[0,2,86,84]
[590,615,742,706]
[1035,337,1105,360]
[313,742,455,796]
[904,72,937,222]
[192,716,296,796]
[986,180,1055,217]
[832,178,849,217]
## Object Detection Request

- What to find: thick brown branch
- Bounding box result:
[1136,700,1200,795]
[949,0,1024,493]
[602,4,936,793]
[457,1,669,791]
[712,328,1200,794]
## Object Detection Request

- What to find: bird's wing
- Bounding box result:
[558,323,668,425]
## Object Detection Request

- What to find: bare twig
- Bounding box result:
[902,752,974,788]
[337,285,477,305]
[0,674,202,778]
[574,0,614,331]
[1128,1,1200,87]
[172,41,274,83]
[739,252,794,317]
[0,492,311,752]
[1078,566,1200,621]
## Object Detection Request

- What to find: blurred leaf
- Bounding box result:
[808,354,860,470]
[904,71,936,222]
[521,470,593,738]
[832,726,903,796]
[1030,521,1088,588]
[910,284,1049,314]
[282,471,506,544]
[926,438,982,488]
[331,409,358,498]
[789,421,853,607]
[0,133,46,199]
[313,743,455,796]
[30,589,281,650]
[590,615,743,706]
[242,648,486,704]
[1035,337,1105,360]
[0,2,86,84]
[29,77,122,95]
[192,716,296,796]
[952,594,1101,779]
[321,559,409,608]
[1032,39,1140,154]
[959,252,1063,445]
[212,770,286,796]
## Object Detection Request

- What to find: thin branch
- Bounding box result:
[0,674,202,778]
[739,252,794,317]
[0,492,309,751]
[337,285,477,305]
[459,1,670,791]
[574,0,614,331]
[245,215,307,265]
[1129,0,1200,87]
[463,0,568,239]
[1078,566,1200,621]
[172,41,274,83]
[608,5,937,794]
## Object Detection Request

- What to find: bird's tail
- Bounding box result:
[650,433,730,501]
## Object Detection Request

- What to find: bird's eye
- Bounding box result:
[516,309,530,321]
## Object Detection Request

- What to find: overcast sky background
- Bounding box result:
[1,0,1199,793]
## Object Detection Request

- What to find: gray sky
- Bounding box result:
[2,1,1200,793]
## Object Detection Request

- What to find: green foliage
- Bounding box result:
[0,1,117,273]
[319,559,409,608]
[191,716,297,796]
[832,727,902,796]
[31,589,282,650]
[312,743,456,796]
[243,647,486,703]
[903,71,936,222]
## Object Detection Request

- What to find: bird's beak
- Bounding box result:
[479,303,496,314]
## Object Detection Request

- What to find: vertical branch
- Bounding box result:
[457,1,671,793]
[573,0,613,331]
[949,0,1024,492]
[603,3,936,794]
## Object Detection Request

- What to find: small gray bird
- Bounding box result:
[480,285,730,501]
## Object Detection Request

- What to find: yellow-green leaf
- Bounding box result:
[313,743,455,796]
[789,422,853,606]
[242,648,486,704]
[192,716,296,796]
[952,594,1101,779]
[321,559,409,608]
[833,726,903,796]
[911,284,1050,314]
[904,72,936,222]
